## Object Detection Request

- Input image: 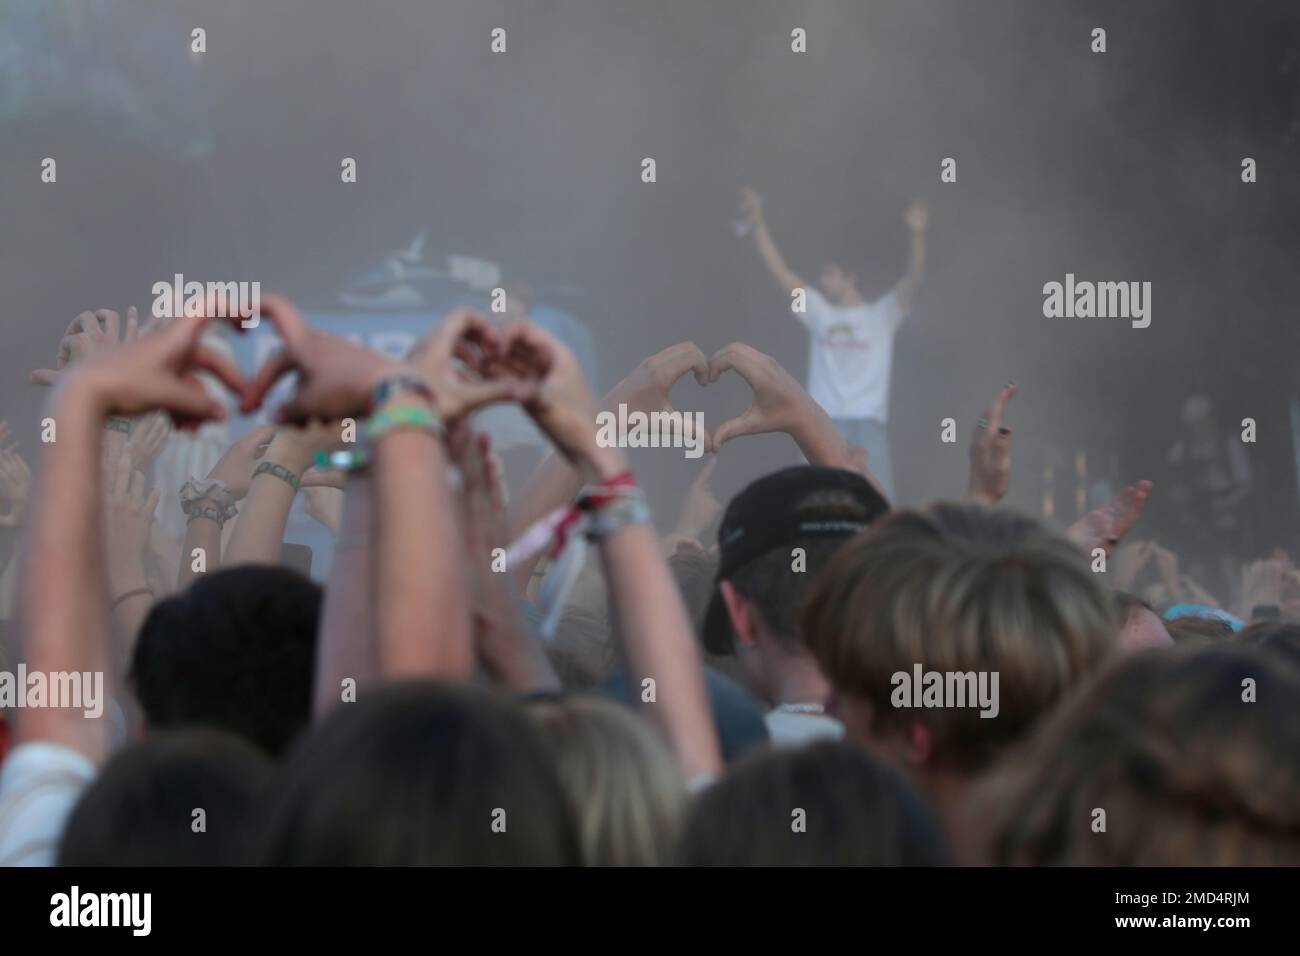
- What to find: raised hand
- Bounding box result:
[408,307,538,422]
[30,307,142,386]
[206,424,278,499]
[903,198,929,234]
[102,448,161,597]
[500,320,625,481]
[302,485,344,536]
[967,383,1017,505]
[1065,480,1154,557]
[740,186,764,224]
[59,312,246,429]
[0,439,33,528]
[242,294,407,425]
[705,341,808,447]
[126,412,173,474]
[606,340,710,418]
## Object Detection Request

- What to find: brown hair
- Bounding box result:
[802,503,1116,772]
[970,645,1300,865]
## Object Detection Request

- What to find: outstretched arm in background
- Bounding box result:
[741,187,806,296]
[894,199,928,314]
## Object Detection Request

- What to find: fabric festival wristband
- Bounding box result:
[254,461,301,491]
[105,417,133,435]
[365,404,446,444]
[585,495,652,541]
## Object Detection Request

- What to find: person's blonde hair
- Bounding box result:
[969,645,1300,865]
[527,695,686,866]
[802,503,1117,771]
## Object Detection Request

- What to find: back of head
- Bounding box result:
[703,466,889,656]
[803,503,1117,772]
[678,740,947,866]
[972,644,1300,865]
[257,682,581,865]
[131,565,321,758]
[528,695,686,865]
[57,730,271,866]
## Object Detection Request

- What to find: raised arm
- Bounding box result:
[742,187,806,296]
[17,314,246,761]
[507,341,709,591]
[245,299,534,685]
[894,199,928,314]
[503,322,723,780]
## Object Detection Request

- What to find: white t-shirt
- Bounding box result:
[794,288,906,423]
[0,741,96,866]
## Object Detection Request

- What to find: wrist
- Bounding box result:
[107,566,149,598]
[581,446,629,483]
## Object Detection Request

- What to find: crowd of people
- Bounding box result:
[0,289,1296,867]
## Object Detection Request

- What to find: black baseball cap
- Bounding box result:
[701,465,889,655]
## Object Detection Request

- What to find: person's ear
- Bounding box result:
[901,720,935,768]
[719,580,759,649]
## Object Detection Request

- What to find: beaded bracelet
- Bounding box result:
[254,460,301,491]
[184,504,229,527]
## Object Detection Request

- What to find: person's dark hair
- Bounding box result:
[130,565,321,758]
[1237,619,1300,670]
[679,740,946,866]
[971,645,1300,865]
[256,682,581,865]
[1163,613,1234,644]
[57,730,271,866]
[729,488,872,647]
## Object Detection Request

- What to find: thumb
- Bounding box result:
[711,409,761,449]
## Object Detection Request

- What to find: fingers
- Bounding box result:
[95,309,121,343]
[191,343,249,402]
[144,486,161,518]
[242,350,296,414]
[124,306,139,343]
[456,378,529,416]
[27,368,58,386]
[111,444,132,497]
[692,453,718,486]
[240,423,279,450]
[163,376,227,428]
[711,409,760,449]
[258,295,311,351]
[984,382,1017,435]
[706,342,763,386]
[127,468,145,502]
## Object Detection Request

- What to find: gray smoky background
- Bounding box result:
[2,0,1299,567]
